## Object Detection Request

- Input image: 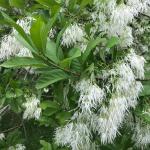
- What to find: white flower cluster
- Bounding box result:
[0,34,21,61]
[92,96,128,144]
[61,24,85,48]
[0,133,5,140]
[55,123,92,150]
[8,144,26,150]
[75,79,105,113]
[0,17,34,61]
[55,48,145,147]
[14,17,33,34]
[93,50,144,143]
[92,0,150,47]
[125,49,146,79]
[132,121,150,148]
[23,95,41,120]
[55,79,104,149]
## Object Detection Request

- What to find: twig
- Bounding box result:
[21,118,27,139]
[140,13,150,18]
[2,124,22,133]
[137,78,150,81]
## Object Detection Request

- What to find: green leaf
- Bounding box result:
[40,140,52,150]
[6,91,16,98]
[82,37,106,63]
[80,0,92,8]
[50,4,60,17]
[36,69,69,89]
[30,13,58,53]
[59,48,81,68]
[36,0,58,8]
[45,40,60,64]
[9,0,25,8]
[56,111,71,125]
[85,23,92,37]
[0,57,47,68]
[68,0,77,11]
[43,108,58,116]
[106,36,119,48]
[140,84,150,96]
[30,17,47,52]
[14,33,36,53]
[15,89,23,97]
[40,101,59,110]
[145,71,150,79]
[0,0,9,8]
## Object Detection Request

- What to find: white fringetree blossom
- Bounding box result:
[0,133,5,141]
[0,0,149,149]
[22,95,41,120]
[61,23,85,48]
[0,17,33,61]
[54,0,149,149]
[132,119,150,148]
[8,144,26,150]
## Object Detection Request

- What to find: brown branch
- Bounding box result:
[2,124,22,133]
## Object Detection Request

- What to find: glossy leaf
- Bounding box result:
[30,17,47,52]
[59,48,81,68]
[82,37,106,63]
[0,57,47,68]
[40,140,52,150]
[106,36,119,48]
[9,0,25,8]
[36,69,69,89]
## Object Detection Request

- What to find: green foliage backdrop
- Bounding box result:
[0,0,149,150]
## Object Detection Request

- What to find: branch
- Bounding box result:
[140,13,150,18]
[137,78,150,81]
[2,124,22,133]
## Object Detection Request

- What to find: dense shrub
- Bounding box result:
[0,0,150,149]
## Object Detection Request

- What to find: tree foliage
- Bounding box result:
[0,0,150,150]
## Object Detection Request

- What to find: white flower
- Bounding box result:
[111,4,134,28]
[75,79,105,113]
[64,0,70,7]
[126,81,143,108]
[0,133,5,140]
[119,27,133,47]
[23,95,41,120]
[55,123,92,150]
[94,0,116,14]
[132,122,150,148]
[49,28,56,39]
[0,32,32,61]
[127,0,149,15]
[15,144,26,150]
[76,38,88,53]
[61,24,85,47]
[94,96,128,144]
[125,50,145,79]
[16,47,33,57]
[44,88,49,93]
[113,63,135,95]
[8,144,26,150]
[14,17,33,34]
[0,34,22,61]
[115,63,135,83]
